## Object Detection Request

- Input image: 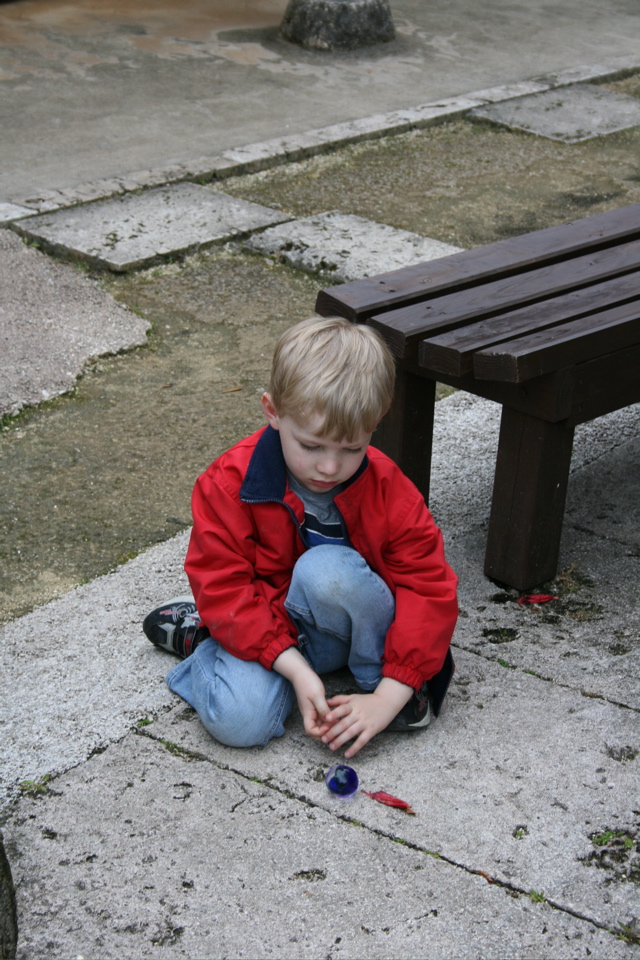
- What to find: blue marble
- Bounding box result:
[325,764,359,798]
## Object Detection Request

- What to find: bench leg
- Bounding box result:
[484,407,575,591]
[374,367,435,502]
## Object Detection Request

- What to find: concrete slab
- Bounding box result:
[0,203,36,225]
[11,185,290,272]
[470,84,640,143]
[5,728,636,960]
[2,0,640,202]
[11,94,487,217]
[243,211,462,281]
[0,530,191,805]
[0,228,150,418]
[8,67,640,217]
[427,394,640,709]
[144,651,640,932]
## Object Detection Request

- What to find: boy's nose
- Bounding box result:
[317,455,339,477]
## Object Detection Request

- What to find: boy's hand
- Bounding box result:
[292,671,332,739]
[273,646,330,739]
[321,678,413,758]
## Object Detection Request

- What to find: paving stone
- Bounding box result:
[0,202,36,224]
[0,229,150,418]
[150,653,640,932]
[473,80,551,103]
[545,55,640,88]
[3,399,639,955]
[12,184,291,272]
[7,731,636,960]
[470,84,640,142]
[244,212,462,282]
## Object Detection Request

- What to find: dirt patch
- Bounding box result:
[603,73,640,100]
[221,115,640,249]
[0,249,318,623]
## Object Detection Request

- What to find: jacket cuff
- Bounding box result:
[382,662,425,692]
[258,632,298,671]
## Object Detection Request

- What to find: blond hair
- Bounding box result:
[268,316,395,440]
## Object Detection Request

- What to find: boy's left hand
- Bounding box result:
[321,678,413,758]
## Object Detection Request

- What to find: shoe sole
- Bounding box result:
[387,703,432,732]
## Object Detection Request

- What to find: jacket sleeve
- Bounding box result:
[185,470,298,670]
[378,481,458,690]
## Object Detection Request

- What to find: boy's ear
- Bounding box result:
[261,392,280,430]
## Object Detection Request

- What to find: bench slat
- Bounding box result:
[418,271,640,377]
[472,303,640,382]
[370,239,640,357]
[315,203,640,321]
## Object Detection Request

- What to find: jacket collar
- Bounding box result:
[240,425,369,503]
[241,426,288,502]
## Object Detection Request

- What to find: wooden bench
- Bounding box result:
[316,203,640,591]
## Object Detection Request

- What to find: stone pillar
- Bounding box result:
[0,831,17,960]
[281,0,395,51]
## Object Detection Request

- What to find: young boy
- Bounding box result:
[143,316,458,758]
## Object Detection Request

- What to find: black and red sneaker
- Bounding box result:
[387,683,432,732]
[387,649,456,731]
[142,596,209,659]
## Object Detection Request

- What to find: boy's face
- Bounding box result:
[262,394,372,493]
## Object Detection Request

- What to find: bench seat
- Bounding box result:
[316,203,640,590]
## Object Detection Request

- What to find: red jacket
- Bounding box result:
[185,426,458,691]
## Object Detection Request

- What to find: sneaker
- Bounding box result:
[142,596,209,659]
[387,683,431,732]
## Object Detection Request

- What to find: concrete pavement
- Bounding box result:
[0,228,150,417]
[2,394,639,959]
[2,0,640,204]
[1,1,639,957]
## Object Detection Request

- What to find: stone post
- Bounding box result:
[281,0,395,51]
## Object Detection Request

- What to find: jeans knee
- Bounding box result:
[168,639,294,748]
[202,711,271,748]
[198,681,290,748]
[291,546,361,604]
[291,545,392,614]
[192,655,293,747]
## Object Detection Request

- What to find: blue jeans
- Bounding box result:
[165,545,395,748]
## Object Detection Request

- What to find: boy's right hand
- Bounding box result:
[292,671,332,739]
[273,646,330,739]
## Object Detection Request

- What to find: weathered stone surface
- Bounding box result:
[10,67,640,219]
[148,653,640,933]
[281,0,394,50]
[12,185,291,272]
[3,7,640,204]
[244,212,462,281]
[470,83,640,142]
[0,831,17,960]
[0,203,35,224]
[0,229,150,417]
[7,731,637,960]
